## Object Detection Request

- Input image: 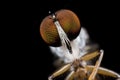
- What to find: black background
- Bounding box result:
[31,0,120,80]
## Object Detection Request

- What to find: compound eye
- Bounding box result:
[40,9,81,47]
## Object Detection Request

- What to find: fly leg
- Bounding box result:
[86,65,120,80]
[48,64,71,80]
[65,71,75,80]
[81,50,104,80]
[88,50,104,80]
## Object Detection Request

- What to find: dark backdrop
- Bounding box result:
[31,0,120,80]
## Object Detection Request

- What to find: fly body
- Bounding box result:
[40,9,120,80]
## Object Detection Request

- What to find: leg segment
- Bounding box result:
[48,64,71,80]
[86,65,120,79]
[88,50,104,80]
[65,71,75,80]
[81,50,100,61]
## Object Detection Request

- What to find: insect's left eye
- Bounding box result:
[40,9,81,47]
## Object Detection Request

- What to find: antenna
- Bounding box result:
[51,13,72,54]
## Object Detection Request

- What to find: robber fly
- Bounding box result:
[40,9,120,80]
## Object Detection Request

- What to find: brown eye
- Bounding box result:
[40,9,81,47]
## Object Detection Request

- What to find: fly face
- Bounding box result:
[40,9,80,47]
